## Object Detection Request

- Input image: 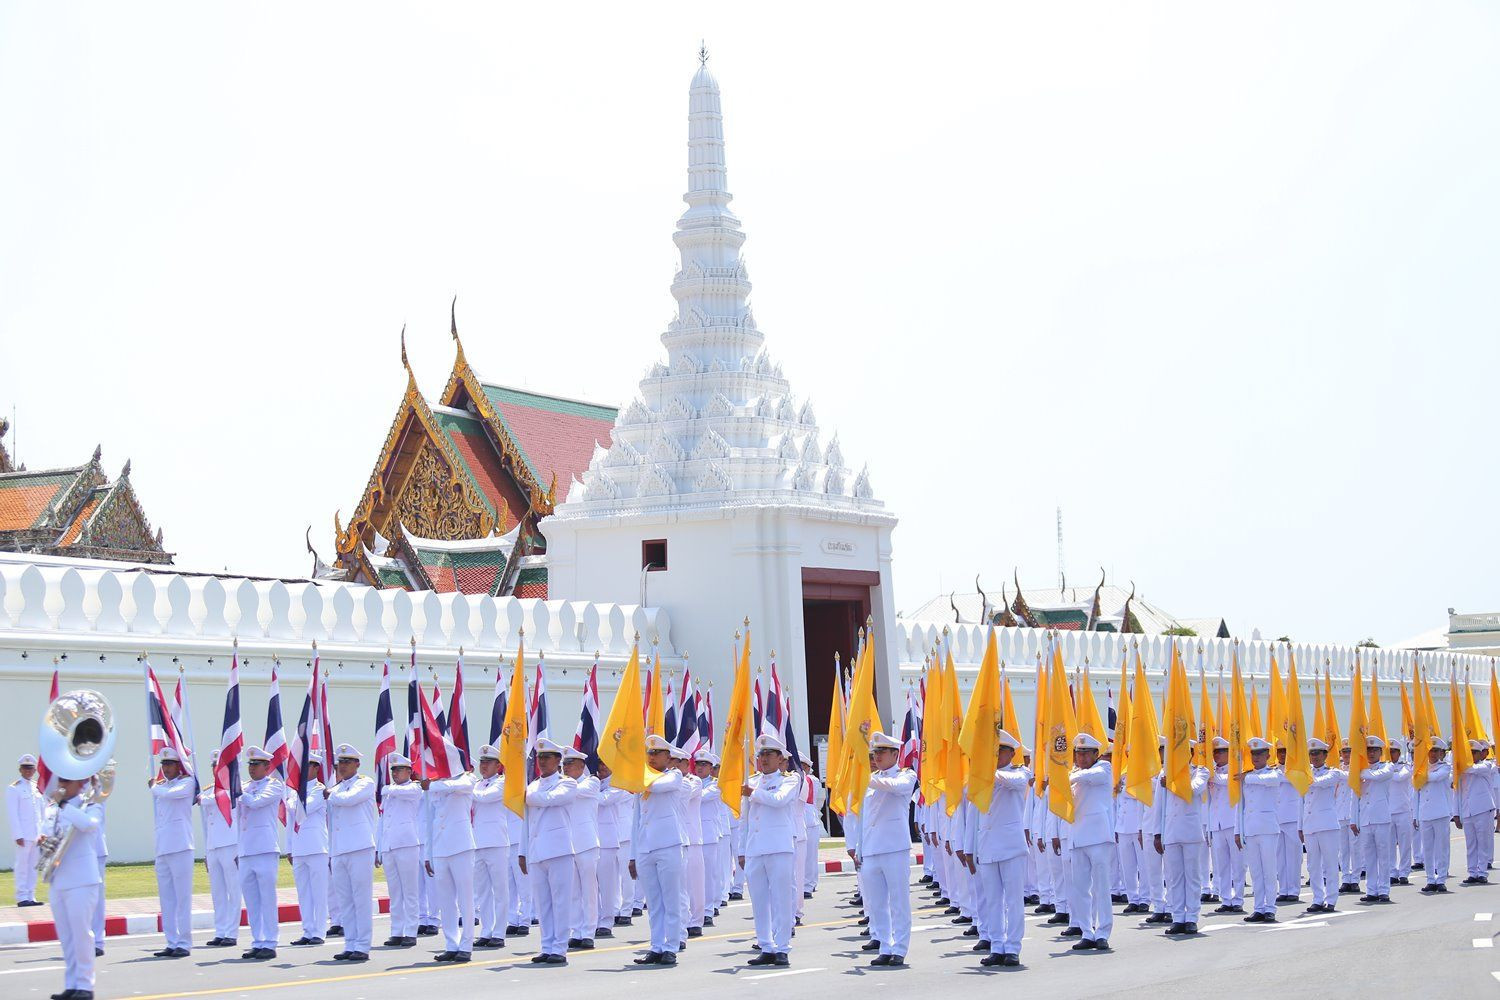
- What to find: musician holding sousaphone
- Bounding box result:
[36,689,117,1000]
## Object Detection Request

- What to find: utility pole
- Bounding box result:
[1056,505,1064,590]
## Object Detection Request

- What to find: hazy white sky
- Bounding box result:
[2,3,1496,647]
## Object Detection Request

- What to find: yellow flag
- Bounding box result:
[1465,680,1488,744]
[1113,652,1133,794]
[1368,667,1388,749]
[1002,672,1019,754]
[1491,668,1500,756]
[1283,656,1312,795]
[919,654,944,807]
[1044,642,1077,822]
[940,645,964,816]
[719,628,754,819]
[1125,649,1160,806]
[1451,675,1475,787]
[958,627,1003,811]
[1076,667,1106,743]
[1399,670,1416,745]
[1248,680,1264,744]
[1412,665,1436,790]
[499,642,529,817]
[1195,670,1216,768]
[646,651,666,738]
[1348,659,1368,796]
[1323,669,1340,752]
[824,658,847,814]
[841,631,882,815]
[1312,669,1325,753]
[1228,650,1250,805]
[600,642,655,794]
[1267,652,1286,747]
[1163,642,1196,802]
[1032,656,1048,799]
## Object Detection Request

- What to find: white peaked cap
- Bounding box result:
[388,753,412,768]
[534,737,566,755]
[308,753,325,767]
[1212,737,1230,750]
[1307,738,1329,752]
[561,747,588,762]
[335,743,362,761]
[870,732,902,751]
[668,744,691,760]
[158,747,181,763]
[997,730,1020,750]
[694,750,719,765]
[478,745,500,761]
[17,753,37,766]
[1365,735,1385,749]
[1247,737,1273,752]
[1431,738,1449,751]
[1073,733,1102,751]
[756,734,787,755]
[246,746,272,763]
[1469,739,1486,751]
[645,735,673,752]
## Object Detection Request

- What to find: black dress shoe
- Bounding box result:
[1060,927,1083,937]
[50,991,75,1000]
[530,954,549,964]
[614,916,631,927]
[259,948,277,959]
[858,916,870,925]
[384,937,404,947]
[154,948,176,958]
[434,951,457,962]
[886,955,907,967]
[289,937,311,946]
[1071,939,1094,950]
[1046,912,1070,925]
[1146,913,1172,924]
[450,953,469,963]
[1243,912,1266,923]
[346,952,369,962]
[1420,884,1440,894]
[171,947,191,958]
[747,953,778,966]
[1003,953,1020,966]
[326,925,344,937]
[418,924,440,936]
[773,954,789,966]
[544,954,568,964]
[574,939,594,950]
[1024,894,1040,905]
[952,915,972,925]
[1092,939,1110,951]
[634,951,663,965]
[334,951,352,960]
[1182,923,1198,934]
[980,953,1004,966]
[658,951,677,965]
[862,939,882,951]
[1112,893,1128,904]
[702,917,714,927]
[870,954,892,966]
[94,949,104,958]
[1412,862,1425,871]
[1212,904,1237,914]
[727,893,742,901]
[943,906,960,915]
[242,949,260,959]
[633,906,645,915]
[687,926,702,938]
[963,925,979,936]
[973,939,991,951]
[1166,923,1185,935]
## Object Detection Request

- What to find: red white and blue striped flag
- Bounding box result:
[663,676,677,745]
[144,658,188,773]
[418,680,463,780]
[449,656,471,770]
[285,663,318,819]
[374,657,397,807]
[36,664,60,793]
[526,654,549,779]
[489,663,508,746]
[700,688,715,753]
[264,660,289,824]
[573,655,601,770]
[675,666,701,758]
[170,672,200,800]
[211,652,244,824]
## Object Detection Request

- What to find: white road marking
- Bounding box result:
[1268,920,1327,931]
[742,966,825,980]
[0,965,64,976]
[1476,912,1493,921]
[1472,938,1493,948]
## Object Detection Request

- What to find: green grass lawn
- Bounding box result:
[1,860,387,905]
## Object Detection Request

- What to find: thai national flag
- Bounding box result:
[317,662,334,766]
[764,665,785,740]
[663,677,677,744]
[170,673,200,800]
[36,665,60,793]
[449,656,471,770]
[700,689,714,753]
[489,665,508,747]
[573,655,601,771]
[752,676,765,739]
[211,653,245,824]
[1106,685,1117,741]
[373,657,396,807]
[675,667,701,758]
[418,682,463,780]
[286,667,317,815]
[144,660,188,773]
[264,661,289,824]
[526,655,549,779]
[431,681,447,735]
[403,652,422,771]
[899,687,920,770]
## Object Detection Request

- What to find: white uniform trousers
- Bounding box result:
[292,853,329,939]
[531,854,576,957]
[861,849,912,957]
[1277,823,1302,898]
[331,855,351,928]
[1034,844,1054,904]
[474,845,510,941]
[596,846,620,931]
[979,855,1026,956]
[331,847,375,954]
[803,830,821,893]
[1361,822,1393,895]
[13,839,38,902]
[701,840,722,918]
[239,851,280,950]
[384,845,421,938]
[1391,812,1414,878]
[508,844,532,925]
[1420,818,1451,885]
[1163,841,1205,923]
[570,847,600,940]
[1243,833,1279,915]
[1413,820,1426,864]
[972,858,992,943]
[92,855,106,949]
[1339,825,1361,884]
[1137,838,1163,914]
[1304,830,1339,907]
[613,838,634,916]
[206,844,242,941]
[1464,810,1495,878]
[155,848,195,950]
[53,883,98,993]
[747,851,795,954]
[1210,831,1243,907]
[433,850,475,953]
[639,845,683,953]
[1024,841,1038,896]
[1199,832,1214,896]
[681,842,705,935]
[791,838,806,919]
[729,850,746,894]
[1069,842,1114,942]
[1118,834,1147,906]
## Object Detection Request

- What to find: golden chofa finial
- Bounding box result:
[744,616,751,627]
[518,626,525,639]
[633,630,640,643]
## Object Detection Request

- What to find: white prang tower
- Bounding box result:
[542,49,900,749]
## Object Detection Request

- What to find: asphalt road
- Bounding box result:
[2,842,1497,999]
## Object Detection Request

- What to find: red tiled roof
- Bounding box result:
[514,580,548,599]
[57,495,102,546]
[481,385,615,495]
[0,472,77,531]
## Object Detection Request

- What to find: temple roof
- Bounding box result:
[476,383,616,494]
[908,582,1223,636]
[0,466,86,531]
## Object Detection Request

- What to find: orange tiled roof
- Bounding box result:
[57,494,103,546]
[0,471,77,531]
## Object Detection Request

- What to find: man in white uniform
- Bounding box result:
[287,754,329,946]
[1155,741,1207,935]
[1068,733,1117,950]
[1207,738,1244,914]
[693,751,724,925]
[6,754,43,907]
[470,745,511,950]
[1237,737,1284,922]
[562,746,601,950]
[1301,738,1345,913]
[1273,743,1304,903]
[327,744,378,962]
[1353,735,1395,903]
[631,735,687,967]
[802,756,824,898]
[972,730,1032,967]
[425,762,477,962]
[596,761,627,937]
[739,734,800,967]
[149,747,196,958]
[672,746,705,941]
[237,747,285,959]
[1388,741,1416,885]
[858,732,917,967]
[379,754,423,947]
[200,750,241,948]
[1459,740,1497,885]
[1416,738,1455,893]
[45,773,105,1000]
[523,737,577,965]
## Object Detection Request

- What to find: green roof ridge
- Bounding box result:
[480,383,618,423]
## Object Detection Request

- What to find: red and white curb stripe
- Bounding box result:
[0,897,395,946]
[820,851,924,875]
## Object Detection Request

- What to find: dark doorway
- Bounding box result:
[801,568,876,836]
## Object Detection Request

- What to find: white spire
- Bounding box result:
[554,51,882,519]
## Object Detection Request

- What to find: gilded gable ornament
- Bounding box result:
[393,442,493,540]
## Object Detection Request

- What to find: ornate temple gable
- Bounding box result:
[0,417,11,473]
[63,463,168,561]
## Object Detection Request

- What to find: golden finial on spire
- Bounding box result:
[698,40,709,65]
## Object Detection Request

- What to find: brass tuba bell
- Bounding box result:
[35,690,117,883]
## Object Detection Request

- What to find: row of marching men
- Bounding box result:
[133,735,827,971]
[916,729,1500,967]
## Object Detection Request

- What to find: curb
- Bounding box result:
[0,896,394,945]
[820,850,923,875]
